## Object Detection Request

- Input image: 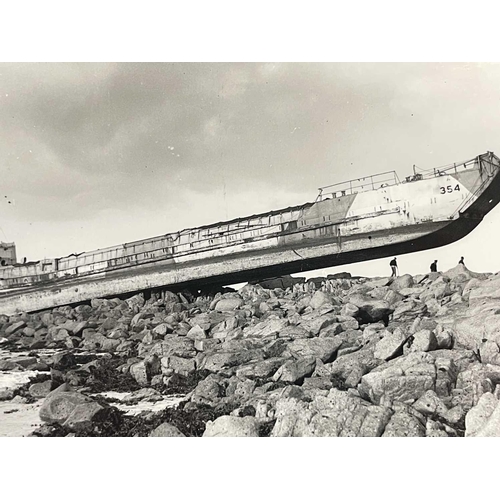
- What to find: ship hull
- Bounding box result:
[1,151,499,315]
[0,215,482,315]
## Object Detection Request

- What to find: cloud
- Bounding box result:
[2,62,500,267]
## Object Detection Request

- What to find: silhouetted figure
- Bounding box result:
[430,260,438,272]
[390,257,398,277]
[459,256,465,265]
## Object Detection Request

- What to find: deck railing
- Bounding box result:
[316,171,400,201]
[316,155,484,202]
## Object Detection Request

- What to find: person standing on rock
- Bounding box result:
[390,257,398,277]
[430,260,438,272]
[459,256,465,265]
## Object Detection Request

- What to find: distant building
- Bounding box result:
[0,242,17,266]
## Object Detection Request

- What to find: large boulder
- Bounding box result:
[71,321,89,336]
[203,415,260,437]
[125,294,145,309]
[4,321,26,336]
[420,282,453,303]
[191,375,225,406]
[149,336,196,358]
[194,338,221,352]
[51,328,69,342]
[81,332,120,352]
[309,291,333,310]
[369,286,390,300]
[453,363,500,410]
[0,360,23,371]
[129,355,161,386]
[382,405,426,437]
[272,356,316,383]
[435,327,453,349]
[467,275,500,305]
[340,303,359,317]
[359,352,457,405]
[236,357,288,379]
[29,380,54,399]
[465,392,500,437]
[390,274,414,291]
[328,344,381,388]
[412,390,449,418]
[186,324,207,340]
[242,318,289,338]
[152,323,173,337]
[444,264,486,283]
[319,323,343,338]
[214,298,243,312]
[347,294,394,324]
[383,289,405,306]
[63,401,110,432]
[300,314,337,336]
[453,308,500,350]
[0,388,14,400]
[212,316,239,335]
[225,377,256,403]
[374,328,406,361]
[149,422,186,437]
[286,337,342,363]
[479,339,500,366]
[39,386,107,432]
[392,300,427,321]
[271,389,393,437]
[406,329,438,353]
[161,355,197,376]
[190,312,226,331]
[278,325,312,339]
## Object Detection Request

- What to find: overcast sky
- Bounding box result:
[2,62,500,279]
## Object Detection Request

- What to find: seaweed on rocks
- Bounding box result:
[84,357,142,393]
[31,424,68,437]
[116,403,226,437]
[32,400,242,437]
[31,405,124,437]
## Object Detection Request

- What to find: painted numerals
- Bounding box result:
[440,184,460,194]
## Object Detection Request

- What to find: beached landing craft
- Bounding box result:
[1,151,500,315]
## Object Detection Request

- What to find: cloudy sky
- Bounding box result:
[2,62,500,279]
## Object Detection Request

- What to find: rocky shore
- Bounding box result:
[2,263,500,437]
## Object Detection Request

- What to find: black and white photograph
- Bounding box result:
[1,15,500,493]
[3,59,500,441]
